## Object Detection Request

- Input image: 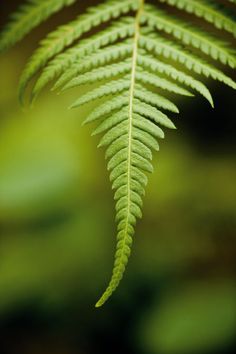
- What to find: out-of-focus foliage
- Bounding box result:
[0,118,80,222]
[139,280,236,354]
[0,0,77,52]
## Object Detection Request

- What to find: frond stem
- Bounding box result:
[95,0,145,308]
[126,0,144,234]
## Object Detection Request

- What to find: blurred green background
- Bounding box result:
[0,1,236,354]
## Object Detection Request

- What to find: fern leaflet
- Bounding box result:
[0,0,77,52]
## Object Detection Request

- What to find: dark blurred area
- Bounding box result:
[0,1,236,354]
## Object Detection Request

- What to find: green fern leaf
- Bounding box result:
[143,6,236,68]
[61,61,132,91]
[0,0,76,52]
[19,1,138,103]
[70,78,131,108]
[1,0,236,308]
[30,21,135,102]
[158,0,236,38]
[137,55,214,106]
[139,34,236,89]
[52,41,133,90]
[135,70,194,96]
[134,87,180,113]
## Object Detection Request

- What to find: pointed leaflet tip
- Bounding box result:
[209,95,214,108]
[95,292,110,308]
[95,301,102,308]
[69,102,77,109]
[203,87,214,108]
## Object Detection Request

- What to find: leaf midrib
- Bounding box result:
[95,0,145,308]
[125,0,144,256]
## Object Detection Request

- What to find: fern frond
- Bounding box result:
[92,108,128,136]
[135,71,194,96]
[134,86,179,113]
[133,100,176,129]
[143,6,236,68]
[18,0,137,103]
[61,61,132,91]
[85,94,130,125]
[70,78,130,108]
[0,0,76,52]
[27,19,135,103]
[139,34,236,90]
[158,0,236,37]
[52,42,133,91]
[137,54,214,106]
[1,0,236,308]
